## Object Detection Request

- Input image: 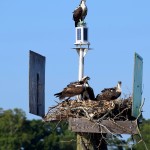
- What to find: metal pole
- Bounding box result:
[77,48,85,150]
[78,48,84,81]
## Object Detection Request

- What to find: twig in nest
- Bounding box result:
[96,121,116,137]
[96,111,111,123]
[113,107,130,120]
[71,107,92,120]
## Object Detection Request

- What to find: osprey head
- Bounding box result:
[118,81,122,86]
[81,76,90,83]
[117,81,122,91]
[80,0,86,4]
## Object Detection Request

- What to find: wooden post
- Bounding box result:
[77,133,107,150]
[69,118,138,150]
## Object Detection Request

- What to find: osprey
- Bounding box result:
[73,0,87,27]
[54,76,93,101]
[96,81,122,101]
[82,86,95,100]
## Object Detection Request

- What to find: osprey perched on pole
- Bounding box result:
[73,0,88,27]
[54,76,95,101]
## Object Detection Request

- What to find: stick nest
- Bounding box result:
[44,96,135,122]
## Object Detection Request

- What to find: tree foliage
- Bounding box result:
[126,119,150,150]
[0,107,149,150]
[0,108,76,150]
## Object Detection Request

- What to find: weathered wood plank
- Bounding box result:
[69,118,138,134]
[29,50,46,117]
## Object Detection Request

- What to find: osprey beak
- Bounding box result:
[86,76,90,80]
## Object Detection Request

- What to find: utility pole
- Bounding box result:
[72,1,108,149]
[74,25,90,81]
[72,3,93,149]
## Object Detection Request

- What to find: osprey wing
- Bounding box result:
[73,7,82,27]
[101,87,116,93]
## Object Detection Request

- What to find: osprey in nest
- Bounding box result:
[73,0,87,27]
[54,76,95,101]
[96,81,122,101]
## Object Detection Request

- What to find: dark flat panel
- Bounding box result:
[84,28,88,41]
[132,53,143,118]
[29,50,45,117]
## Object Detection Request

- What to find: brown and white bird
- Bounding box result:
[96,81,122,101]
[54,76,94,101]
[82,86,95,100]
[73,0,88,27]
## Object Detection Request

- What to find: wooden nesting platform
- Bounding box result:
[69,118,138,134]
[44,97,139,134]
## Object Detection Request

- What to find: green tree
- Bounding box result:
[43,121,76,150]
[0,108,26,149]
[0,108,76,150]
[126,119,150,150]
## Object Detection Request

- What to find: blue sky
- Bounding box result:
[0,0,150,120]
